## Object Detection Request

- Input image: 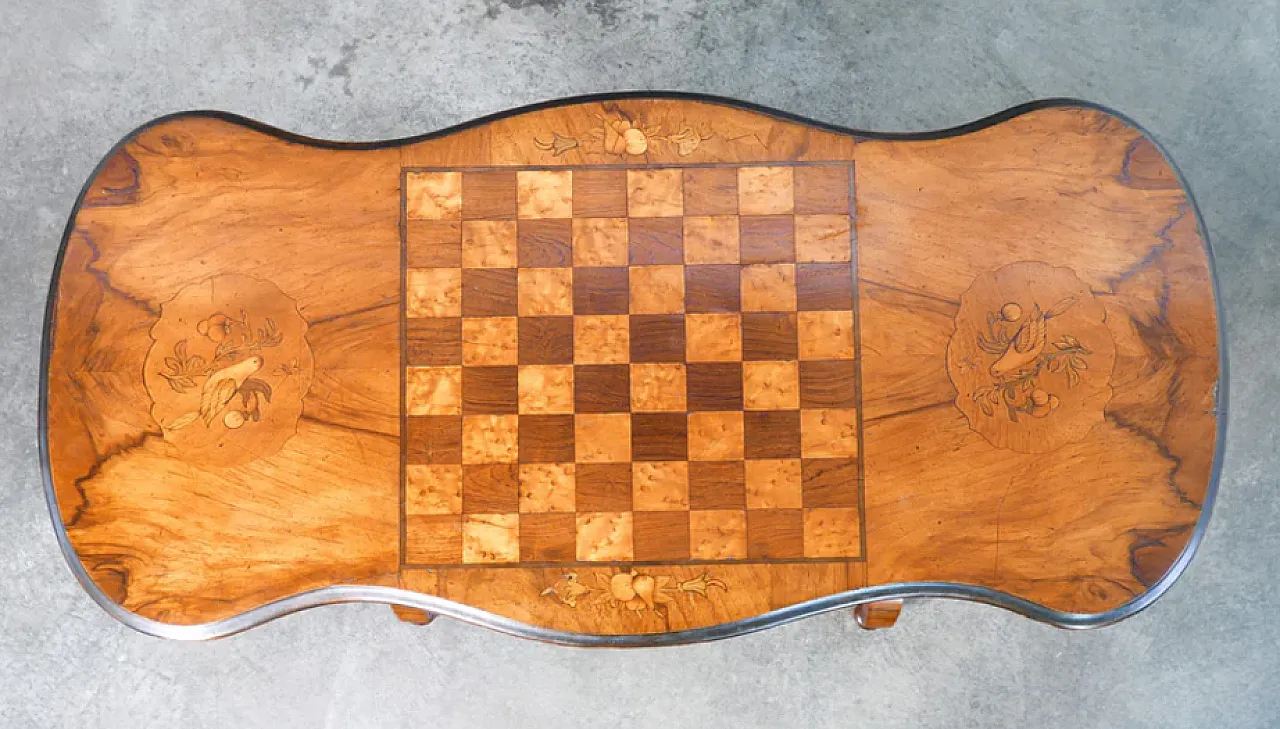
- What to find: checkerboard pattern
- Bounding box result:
[401,163,863,566]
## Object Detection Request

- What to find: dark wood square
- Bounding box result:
[630,315,686,363]
[406,220,462,268]
[633,511,691,561]
[520,513,576,561]
[518,316,574,364]
[462,366,519,415]
[796,263,855,311]
[744,410,802,459]
[407,317,462,366]
[742,312,798,361]
[683,167,738,215]
[571,169,628,218]
[518,219,573,268]
[462,268,518,317]
[405,515,463,563]
[405,415,462,464]
[518,414,575,463]
[688,461,746,509]
[575,463,632,511]
[740,215,795,264]
[574,364,630,413]
[462,463,520,512]
[685,264,741,313]
[573,266,629,314]
[747,509,804,559]
[462,170,517,220]
[802,457,860,507]
[631,413,688,461]
[628,218,684,265]
[687,362,744,411]
[794,165,851,214]
[799,360,858,408]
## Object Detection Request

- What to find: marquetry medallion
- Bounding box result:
[946,261,1116,454]
[144,274,313,467]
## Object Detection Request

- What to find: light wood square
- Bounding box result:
[462,414,519,464]
[689,510,747,560]
[738,166,794,216]
[796,214,852,262]
[798,311,856,360]
[688,411,745,461]
[461,220,518,268]
[630,363,687,412]
[629,265,685,314]
[462,514,520,563]
[519,463,576,512]
[686,313,742,362]
[743,361,800,410]
[574,414,631,463]
[406,366,462,415]
[576,512,634,561]
[462,317,519,366]
[684,216,740,264]
[744,459,802,509]
[405,464,464,515]
[801,408,859,457]
[803,507,861,558]
[574,315,630,364]
[572,217,629,267]
[406,268,462,318]
[632,461,689,511]
[517,365,575,414]
[742,264,797,312]
[627,168,683,217]
[406,171,462,220]
[517,170,573,219]
[518,268,574,316]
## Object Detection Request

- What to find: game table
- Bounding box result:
[41,96,1224,644]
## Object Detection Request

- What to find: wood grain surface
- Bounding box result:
[44,98,1221,637]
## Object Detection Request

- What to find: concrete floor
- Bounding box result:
[2,1,1278,726]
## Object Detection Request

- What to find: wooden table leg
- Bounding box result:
[391,605,436,626]
[854,599,903,630]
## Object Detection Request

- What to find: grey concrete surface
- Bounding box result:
[2,1,1278,726]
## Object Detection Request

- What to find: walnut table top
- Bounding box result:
[42,95,1224,644]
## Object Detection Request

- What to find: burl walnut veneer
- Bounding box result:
[41,96,1225,644]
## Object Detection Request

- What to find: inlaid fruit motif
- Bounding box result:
[541,569,728,616]
[947,262,1115,454]
[144,275,313,467]
[534,111,712,159]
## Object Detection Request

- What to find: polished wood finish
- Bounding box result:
[854,599,903,630]
[44,98,1220,638]
[390,605,436,626]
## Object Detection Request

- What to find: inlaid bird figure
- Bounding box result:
[989,297,1076,377]
[165,356,264,431]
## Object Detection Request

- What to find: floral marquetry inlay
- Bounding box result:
[143,275,313,467]
[541,569,728,616]
[534,111,713,159]
[946,261,1116,454]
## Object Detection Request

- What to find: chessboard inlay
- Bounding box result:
[400,162,865,568]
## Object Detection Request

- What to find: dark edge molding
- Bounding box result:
[39,92,1229,644]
